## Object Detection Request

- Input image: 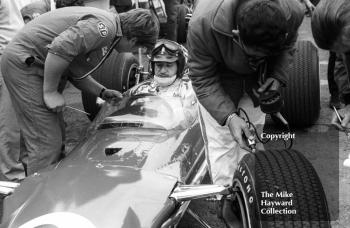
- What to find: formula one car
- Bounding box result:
[0,80,330,228]
[82,37,320,128]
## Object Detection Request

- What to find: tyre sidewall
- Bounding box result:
[232,154,261,228]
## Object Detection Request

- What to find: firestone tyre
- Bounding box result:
[231,149,330,228]
[81,51,138,121]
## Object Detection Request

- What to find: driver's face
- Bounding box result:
[154,61,178,77]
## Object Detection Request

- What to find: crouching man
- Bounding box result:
[186,0,304,226]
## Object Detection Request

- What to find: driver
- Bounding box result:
[133,39,190,96]
[132,39,197,126]
[150,39,187,92]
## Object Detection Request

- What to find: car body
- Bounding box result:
[0,80,209,228]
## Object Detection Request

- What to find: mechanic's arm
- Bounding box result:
[187,28,251,149]
[45,17,121,109]
[303,0,315,13]
[69,75,122,103]
[43,53,70,112]
[332,53,350,130]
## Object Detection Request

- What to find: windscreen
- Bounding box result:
[98,81,198,131]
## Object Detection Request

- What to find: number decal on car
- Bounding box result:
[19,212,96,228]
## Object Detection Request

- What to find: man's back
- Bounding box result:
[7,6,118,64]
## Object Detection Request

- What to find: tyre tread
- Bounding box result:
[234,149,330,228]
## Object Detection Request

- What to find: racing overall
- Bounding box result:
[1,6,122,175]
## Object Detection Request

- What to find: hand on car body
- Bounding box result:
[100,89,123,104]
[1,5,159,177]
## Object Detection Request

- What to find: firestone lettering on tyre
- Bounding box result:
[238,163,254,204]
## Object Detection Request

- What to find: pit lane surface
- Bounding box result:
[1,17,349,227]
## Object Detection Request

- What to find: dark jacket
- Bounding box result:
[187,0,304,125]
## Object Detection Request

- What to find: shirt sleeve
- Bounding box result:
[187,27,237,125]
[47,17,113,62]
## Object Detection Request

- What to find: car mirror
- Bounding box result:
[169,184,231,202]
[0,181,20,196]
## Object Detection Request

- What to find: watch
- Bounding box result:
[225,112,239,126]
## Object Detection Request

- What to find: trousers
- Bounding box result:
[1,50,63,176]
[199,93,265,186]
[0,55,25,181]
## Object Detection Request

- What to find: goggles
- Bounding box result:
[151,39,181,58]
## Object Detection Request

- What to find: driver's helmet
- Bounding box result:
[150,39,188,78]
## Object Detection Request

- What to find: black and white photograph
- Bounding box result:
[0,0,349,227]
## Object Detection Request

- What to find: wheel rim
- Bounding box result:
[232,179,253,228]
[124,63,139,91]
[236,190,249,228]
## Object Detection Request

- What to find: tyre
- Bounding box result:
[231,149,330,228]
[81,51,138,121]
[177,4,189,43]
[279,40,320,127]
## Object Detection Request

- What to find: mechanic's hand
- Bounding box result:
[43,91,65,112]
[227,113,253,151]
[101,89,123,104]
[258,78,281,94]
[304,0,315,13]
[331,104,350,131]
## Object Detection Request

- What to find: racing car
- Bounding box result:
[0,79,330,228]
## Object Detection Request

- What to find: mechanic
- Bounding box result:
[311,0,350,131]
[0,0,37,181]
[300,0,342,110]
[187,0,304,226]
[1,7,159,177]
